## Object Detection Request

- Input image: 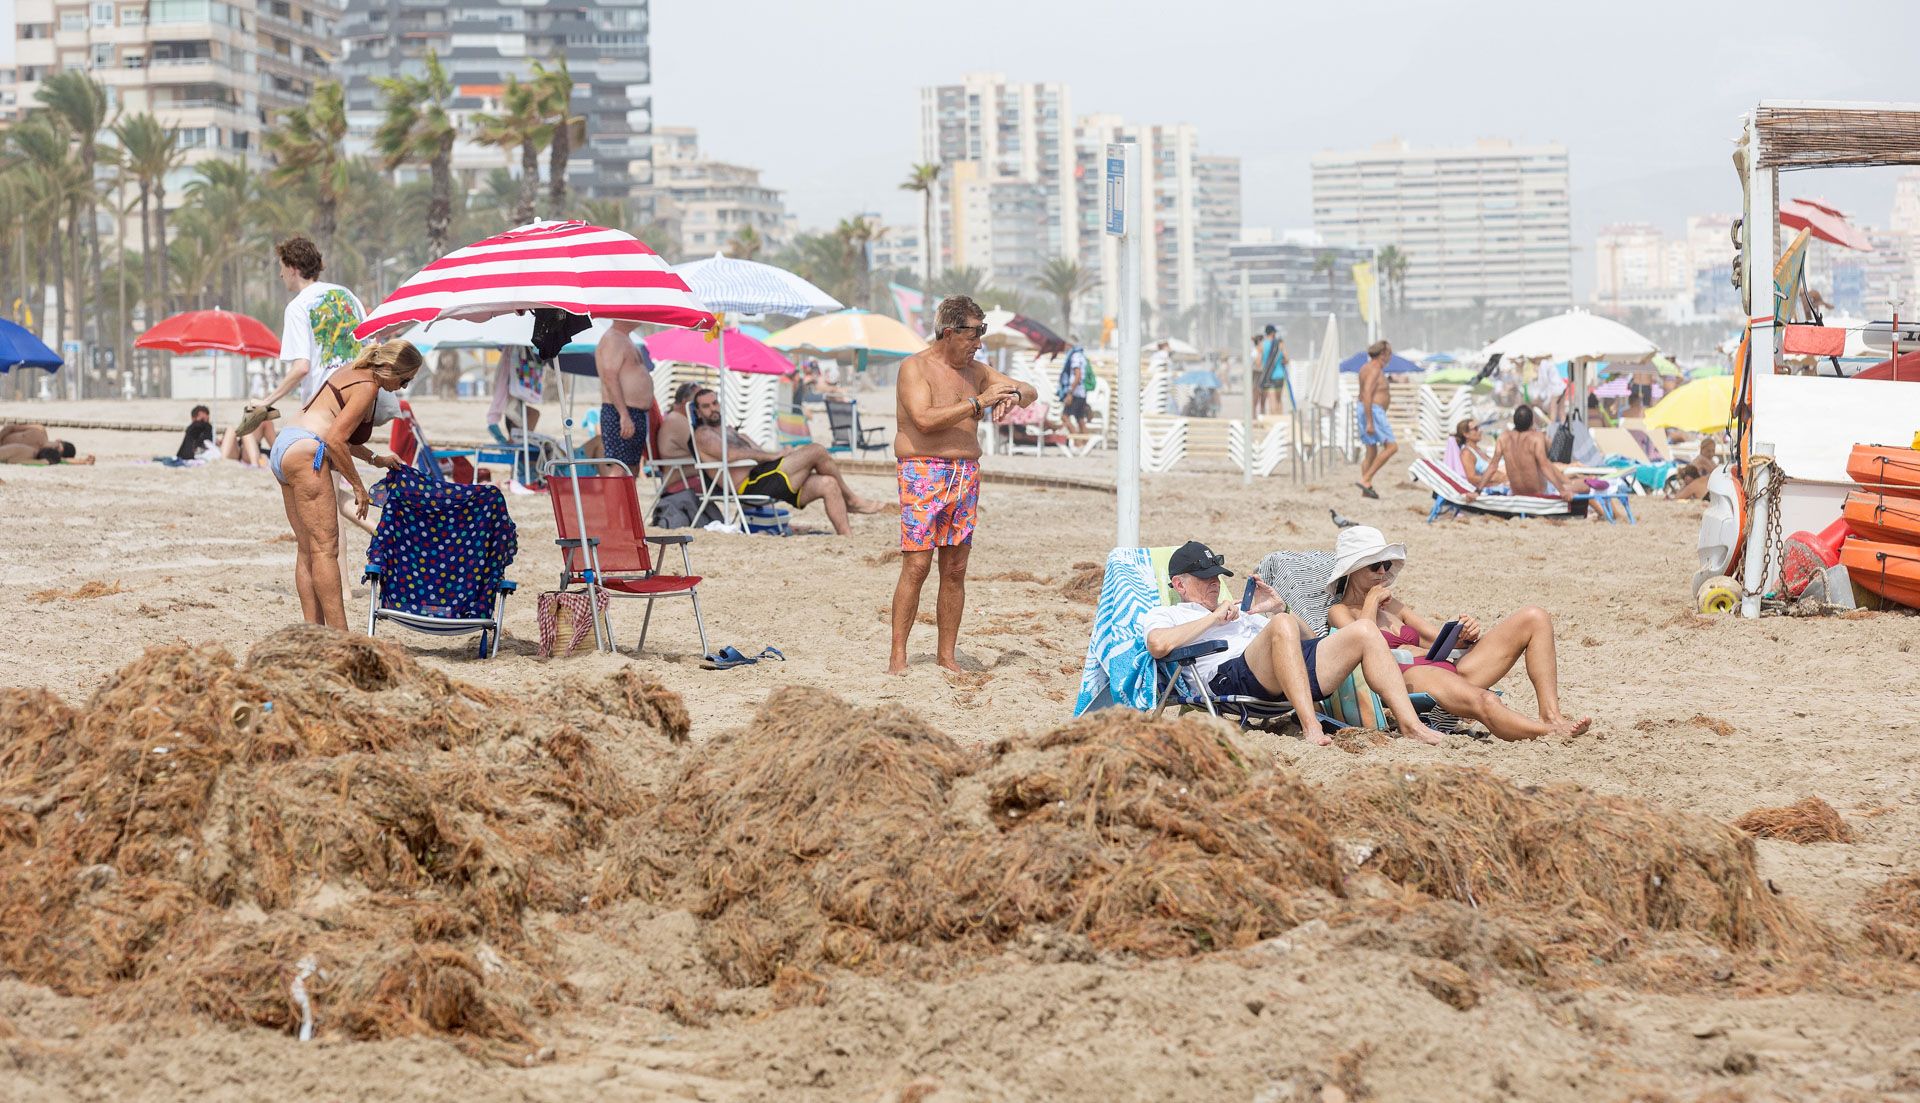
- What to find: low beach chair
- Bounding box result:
[363,465,518,657]
[1409,456,1571,522]
[825,397,888,456]
[546,458,709,656]
[389,399,476,484]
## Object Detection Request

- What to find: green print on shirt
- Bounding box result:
[309,288,363,371]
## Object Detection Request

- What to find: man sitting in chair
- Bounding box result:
[690,388,889,536]
[1140,540,1448,747]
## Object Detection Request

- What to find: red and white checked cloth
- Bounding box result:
[536,588,608,658]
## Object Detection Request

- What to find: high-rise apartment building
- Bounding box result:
[1592,223,1688,313]
[918,72,1074,283]
[1071,116,1231,327]
[1311,138,1572,312]
[6,0,344,165]
[646,125,788,260]
[1226,233,1372,334]
[338,0,652,206]
[1194,153,1243,298]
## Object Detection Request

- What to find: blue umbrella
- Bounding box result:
[1339,350,1421,374]
[0,318,62,372]
[1421,352,1457,366]
[1175,368,1222,388]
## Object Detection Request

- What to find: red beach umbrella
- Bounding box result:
[136,309,281,358]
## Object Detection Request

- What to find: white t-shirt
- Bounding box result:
[1138,601,1270,682]
[280,281,368,405]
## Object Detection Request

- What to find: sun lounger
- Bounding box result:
[546,458,709,656]
[363,465,517,657]
[1409,456,1571,522]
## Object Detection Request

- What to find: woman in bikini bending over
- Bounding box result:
[1324,525,1591,741]
[269,339,421,628]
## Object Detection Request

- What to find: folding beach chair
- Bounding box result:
[389,399,476,484]
[546,458,709,656]
[825,397,888,455]
[1409,456,1571,522]
[363,465,517,657]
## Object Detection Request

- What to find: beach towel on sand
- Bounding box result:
[1074,547,1176,715]
[367,465,518,620]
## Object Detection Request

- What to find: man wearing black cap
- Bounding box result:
[1140,540,1446,747]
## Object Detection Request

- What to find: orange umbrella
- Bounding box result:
[136,309,280,357]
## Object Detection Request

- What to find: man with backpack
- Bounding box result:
[1057,335,1095,435]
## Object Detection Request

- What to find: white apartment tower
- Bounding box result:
[1312,138,1572,312]
[1072,116,1227,327]
[6,0,345,164]
[918,72,1074,286]
[648,125,789,260]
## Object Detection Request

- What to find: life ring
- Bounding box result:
[1696,574,1742,615]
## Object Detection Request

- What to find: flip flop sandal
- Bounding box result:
[755,646,785,662]
[701,645,758,671]
[235,405,281,437]
[1357,483,1381,500]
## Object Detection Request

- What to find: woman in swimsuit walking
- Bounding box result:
[269,339,422,629]
[1324,525,1590,741]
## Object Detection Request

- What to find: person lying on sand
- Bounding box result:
[1325,525,1590,741]
[1142,540,1448,747]
[0,423,94,465]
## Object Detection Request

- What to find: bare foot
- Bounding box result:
[1401,723,1448,746]
[885,659,909,676]
[851,497,891,515]
[934,656,964,673]
[1550,716,1593,738]
[1299,726,1333,747]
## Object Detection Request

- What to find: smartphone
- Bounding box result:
[1426,620,1463,661]
[1240,578,1258,612]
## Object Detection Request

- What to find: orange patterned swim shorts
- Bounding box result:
[897,457,980,551]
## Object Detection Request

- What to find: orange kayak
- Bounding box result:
[1839,536,1920,610]
[1847,444,1920,498]
[1843,491,1920,546]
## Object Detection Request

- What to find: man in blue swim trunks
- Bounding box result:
[1140,540,1445,747]
[1354,339,1399,499]
[595,319,653,483]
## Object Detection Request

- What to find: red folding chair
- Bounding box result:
[546,457,709,657]
[390,399,477,484]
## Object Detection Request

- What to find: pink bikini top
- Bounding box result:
[1381,623,1421,648]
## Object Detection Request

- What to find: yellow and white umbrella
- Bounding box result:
[1644,375,1735,434]
[767,309,927,363]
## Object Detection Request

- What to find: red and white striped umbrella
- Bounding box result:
[353,220,714,341]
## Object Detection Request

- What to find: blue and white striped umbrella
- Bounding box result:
[671,254,842,319]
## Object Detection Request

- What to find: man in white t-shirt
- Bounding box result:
[1140,540,1445,747]
[257,235,369,412]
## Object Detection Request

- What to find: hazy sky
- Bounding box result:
[655,0,1920,291]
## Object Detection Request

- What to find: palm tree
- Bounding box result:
[373,50,458,257]
[1031,256,1097,334]
[263,82,351,258]
[182,160,257,309]
[1376,244,1412,311]
[10,121,86,372]
[725,225,763,260]
[532,57,582,216]
[898,162,939,286]
[633,218,681,261]
[834,216,883,309]
[36,72,112,339]
[471,75,548,225]
[110,113,177,331]
[579,197,626,232]
[1312,249,1340,311]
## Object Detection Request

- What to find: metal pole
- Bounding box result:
[1114,142,1142,548]
[1239,268,1252,486]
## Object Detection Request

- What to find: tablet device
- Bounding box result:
[1240,578,1257,612]
[1426,620,1463,661]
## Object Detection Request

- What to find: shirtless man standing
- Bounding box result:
[887,295,1037,674]
[596,319,653,482]
[1466,404,1574,502]
[1355,340,1398,498]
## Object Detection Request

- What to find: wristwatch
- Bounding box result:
[969,396,981,418]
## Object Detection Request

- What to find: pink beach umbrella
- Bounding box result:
[644,327,795,376]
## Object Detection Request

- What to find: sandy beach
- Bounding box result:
[2,399,1918,1103]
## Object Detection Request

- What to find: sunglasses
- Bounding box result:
[947,324,987,338]
[1364,561,1395,573]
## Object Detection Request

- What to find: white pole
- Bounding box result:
[1739,115,1778,619]
[1114,142,1143,548]
[1239,267,1252,486]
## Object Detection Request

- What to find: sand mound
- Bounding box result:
[1733,796,1855,844]
[1325,766,1831,968]
[1059,560,1104,604]
[0,626,683,1054]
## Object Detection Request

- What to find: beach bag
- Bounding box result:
[537,588,607,658]
[1547,419,1575,464]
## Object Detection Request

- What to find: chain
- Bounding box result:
[1743,456,1783,601]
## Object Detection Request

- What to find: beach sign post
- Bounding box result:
[1108,142,1142,548]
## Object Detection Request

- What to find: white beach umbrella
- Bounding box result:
[1304,313,1343,409]
[400,313,536,351]
[1479,308,1658,365]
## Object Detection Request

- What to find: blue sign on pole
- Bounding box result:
[1104,147,1126,236]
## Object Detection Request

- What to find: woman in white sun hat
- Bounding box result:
[1325,526,1590,741]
